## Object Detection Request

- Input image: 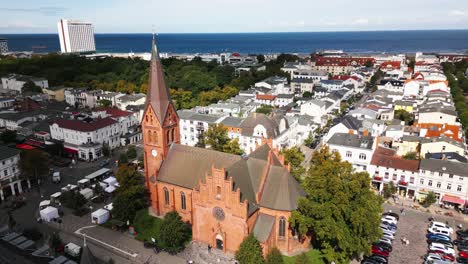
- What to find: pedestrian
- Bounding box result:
[208,244,211,253]
[400,208,404,214]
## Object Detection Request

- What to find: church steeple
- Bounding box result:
[146,34,172,124]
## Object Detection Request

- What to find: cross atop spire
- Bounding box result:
[146,33,172,124]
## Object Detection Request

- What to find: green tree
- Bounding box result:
[257,54,266,63]
[394,109,414,125]
[223,138,243,155]
[102,143,110,157]
[265,247,284,264]
[126,145,137,159]
[383,181,397,199]
[235,234,265,264]
[282,147,306,181]
[99,99,112,107]
[118,153,129,164]
[0,130,17,143]
[49,232,62,252]
[19,149,49,188]
[290,147,383,264]
[112,165,148,222]
[304,132,314,148]
[422,191,437,208]
[157,211,191,254]
[402,151,418,160]
[294,253,309,264]
[302,91,313,98]
[364,60,374,68]
[205,124,231,152]
[23,80,42,93]
[256,105,274,115]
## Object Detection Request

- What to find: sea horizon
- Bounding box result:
[2,30,468,54]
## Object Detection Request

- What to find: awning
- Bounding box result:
[442,195,465,205]
[16,144,35,150]
[105,186,116,193]
[63,147,78,154]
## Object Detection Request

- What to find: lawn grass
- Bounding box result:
[283,249,324,264]
[133,209,162,242]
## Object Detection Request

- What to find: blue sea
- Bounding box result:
[1,30,468,54]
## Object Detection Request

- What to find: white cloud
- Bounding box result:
[450,10,466,17]
[352,18,369,25]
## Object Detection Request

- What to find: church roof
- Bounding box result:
[80,245,99,264]
[146,36,172,123]
[157,144,241,189]
[253,213,275,242]
[157,143,305,214]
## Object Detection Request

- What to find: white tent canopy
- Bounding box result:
[40,206,59,222]
[91,208,110,224]
[104,186,116,193]
[103,177,117,187]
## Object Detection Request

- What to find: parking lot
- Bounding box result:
[384,204,466,264]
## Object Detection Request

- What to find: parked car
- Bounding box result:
[381,221,397,229]
[379,237,392,245]
[457,257,468,263]
[382,232,395,240]
[372,242,392,252]
[427,239,453,247]
[430,222,453,234]
[367,254,388,263]
[454,239,468,245]
[371,247,389,258]
[380,225,396,234]
[426,253,446,262]
[381,216,397,225]
[457,229,468,237]
[428,227,452,237]
[427,233,451,241]
[382,212,399,220]
[459,243,468,251]
[429,243,455,255]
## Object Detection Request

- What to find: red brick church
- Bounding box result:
[142,37,310,256]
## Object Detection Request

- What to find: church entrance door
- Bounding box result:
[215,234,223,250]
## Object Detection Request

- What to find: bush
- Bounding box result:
[383,182,397,199]
[126,145,137,159]
[119,153,128,164]
[422,191,437,208]
[61,191,87,210]
[133,209,162,242]
[235,234,264,264]
[294,253,309,264]
[23,227,42,241]
[157,211,191,254]
[266,247,284,264]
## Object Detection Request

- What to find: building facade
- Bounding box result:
[57,19,96,53]
[0,38,8,54]
[0,146,23,201]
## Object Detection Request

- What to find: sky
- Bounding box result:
[1,0,468,33]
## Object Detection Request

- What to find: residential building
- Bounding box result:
[1,74,49,94]
[57,19,96,53]
[300,100,327,125]
[178,110,224,147]
[417,106,458,126]
[369,147,420,198]
[96,91,124,107]
[0,146,22,201]
[275,94,294,107]
[116,93,146,110]
[393,135,424,157]
[141,39,310,256]
[49,117,120,161]
[0,38,8,54]
[42,86,67,101]
[0,112,47,131]
[377,80,404,93]
[0,98,15,109]
[319,80,344,91]
[327,133,376,172]
[420,136,465,158]
[324,115,362,142]
[417,159,468,204]
[291,78,314,94]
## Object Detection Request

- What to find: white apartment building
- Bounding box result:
[416,159,468,204]
[0,98,15,109]
[178,110,224,147]
[116,93,146,110]
[0,146,22,201]
[417,107,458,126]
[368,148,420,198]
[65,89,101,109]
[327,133,376,172]
[58,19,96,53]
[1,74,49,94]
[300,100,327,125]
[319,80,344,91]
[50,117,120,161]
[291,78,314,94]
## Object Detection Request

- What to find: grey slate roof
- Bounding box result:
[177,110,221,123]
[253,214,275,242]
[422,136,465,149]
[291,78,314,84]
[305,99,325,108]
[419,106,457,116]
[277,94,294,99]
[220,116,243,128]
[327,133,374,150]
[420,159,468,177]
[241,113,288,138]
[425,152,468,163]
[341,116,363,130]
[0,146,20,161]
[379,79,404,87]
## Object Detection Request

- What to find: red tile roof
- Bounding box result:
[413,72,424,79]
[371,148,420,172]
[52,117,118,132]
[415,123,461,142]
[380,61,401,69]
[256,94,276,100]
[100,108,133,118]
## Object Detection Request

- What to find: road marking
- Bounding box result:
[75,225,138,258]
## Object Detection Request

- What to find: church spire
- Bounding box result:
[146,34,171,123]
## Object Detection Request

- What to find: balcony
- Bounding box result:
[373,176,383,181]
[399,180,408,186]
